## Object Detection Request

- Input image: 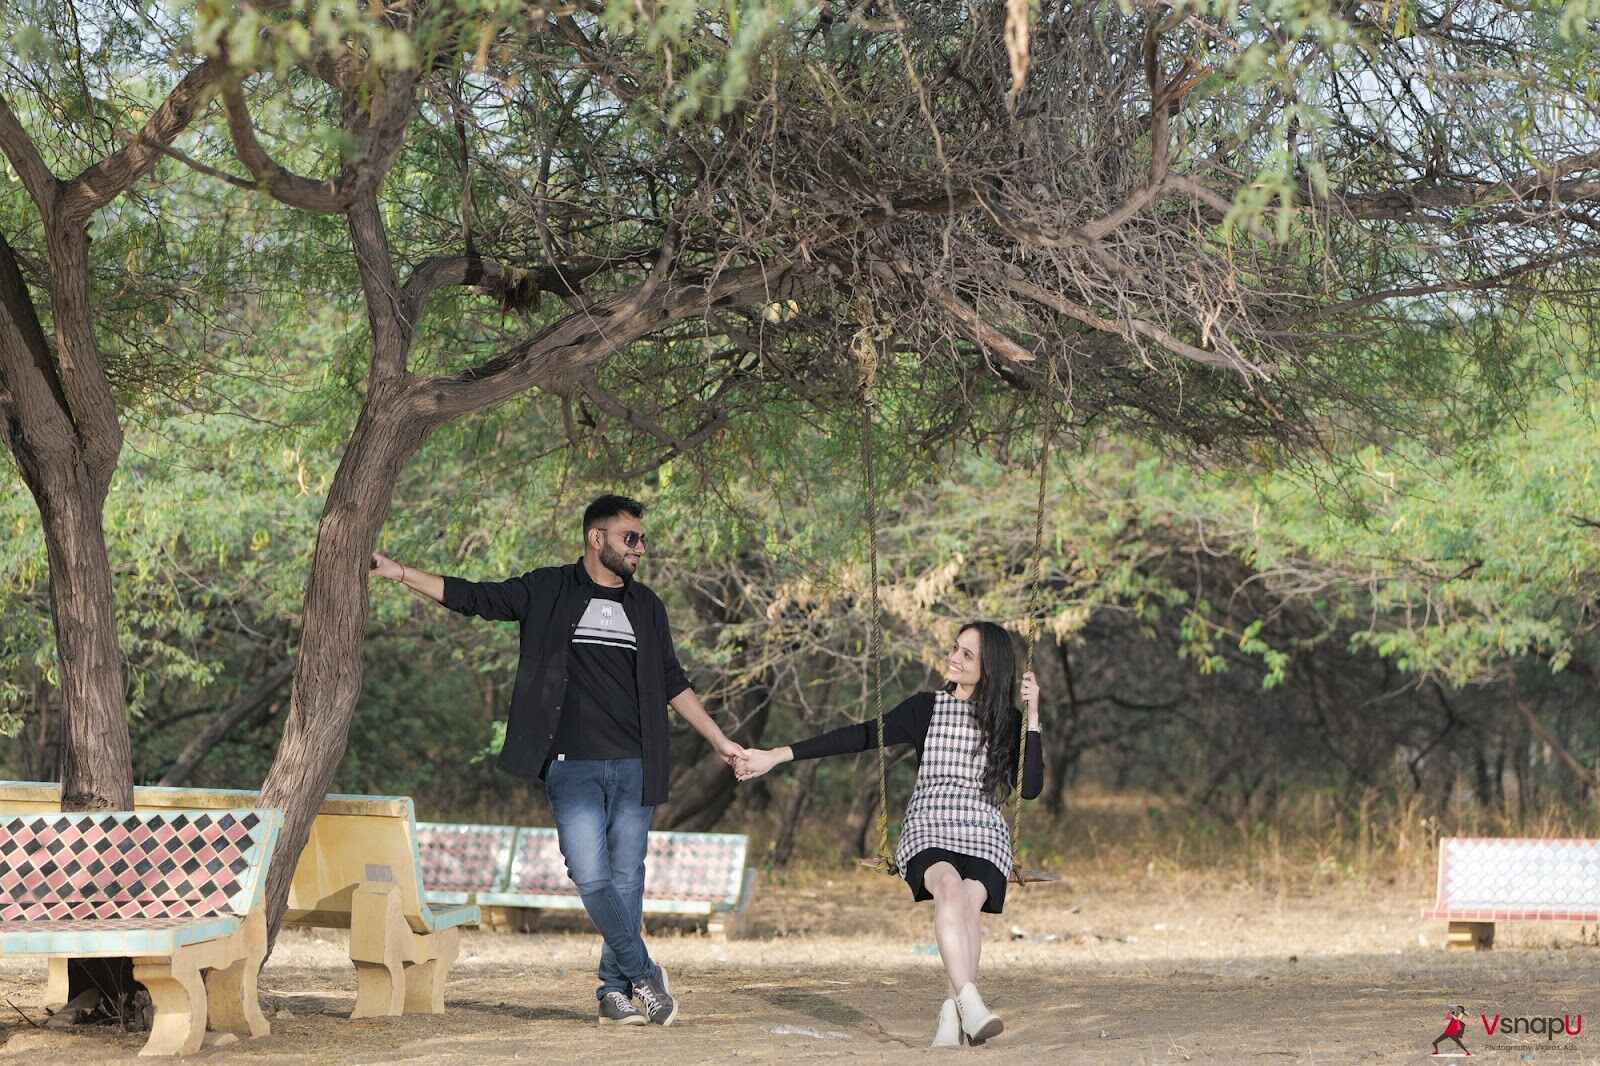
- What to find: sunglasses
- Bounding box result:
[598,527,647,549]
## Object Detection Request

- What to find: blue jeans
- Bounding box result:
[543,757,658,1000]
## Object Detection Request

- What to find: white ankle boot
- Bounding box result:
[931,998,962,1048]
[955,982,1003,1043]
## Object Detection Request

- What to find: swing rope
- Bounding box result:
[1008,395,1055,886]
[859,367,895,874]
[852,309,1057,885]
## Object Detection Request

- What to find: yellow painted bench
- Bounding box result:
[0,782,476,1018]
[0,808,281,1056]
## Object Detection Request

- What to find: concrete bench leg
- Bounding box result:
[1447,921,1495,951]
[708,868,757,941]
[134,952,208,1056]
[350,881,462,1017]
[45,957,69,1011]
[403,927,460,1014]
[351,881,412,1018]
[204,908,270,1038]
[134,912,270,1056]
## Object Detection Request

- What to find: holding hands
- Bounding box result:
[734,747,786,781]
[713,734,748,770]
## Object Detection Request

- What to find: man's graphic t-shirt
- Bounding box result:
[552,583,643,759]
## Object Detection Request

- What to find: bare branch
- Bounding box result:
[132,135,258,191]
[1003,275,1256,374]
[929,283,1037,364]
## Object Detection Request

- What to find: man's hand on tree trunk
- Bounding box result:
[370,552,405,581]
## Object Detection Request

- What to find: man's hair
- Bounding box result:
[583,494,645,534]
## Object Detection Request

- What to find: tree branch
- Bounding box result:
[0,230,73,462]
[411,257,797,422]
[1301,250,1586,321]
[0,94,60,209]
[1322,148,1600,220]
[397,251,657,327]
[225,58,417,213]
[928,283,1037,364]
[1003,275,1258,374]
[224,82,352,212]
[1078,23,1180,243]
[348,194,409,385]
[60,57,226,225]
[132,134,258,191]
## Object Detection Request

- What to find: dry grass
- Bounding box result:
[743,788,1600,901]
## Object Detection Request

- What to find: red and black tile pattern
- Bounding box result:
[0,811,263,922]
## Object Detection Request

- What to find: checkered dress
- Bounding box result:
[893,691,1012,878]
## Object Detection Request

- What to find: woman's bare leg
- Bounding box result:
[962,879,988,979]
[926,863,976,996]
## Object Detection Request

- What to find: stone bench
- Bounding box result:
[418,823,756,939]
[0,808,281,1056]
[1423,836,1600,950]
[0,781,476,1018]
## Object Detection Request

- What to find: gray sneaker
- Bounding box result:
[598,989,646,1026]
[631,965,678,1026]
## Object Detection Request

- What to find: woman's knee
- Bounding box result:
[961,878,989,910]
[925,862,963,900]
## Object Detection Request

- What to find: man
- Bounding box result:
[370,494,744,1027]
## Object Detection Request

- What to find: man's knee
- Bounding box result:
[572,874,618,898]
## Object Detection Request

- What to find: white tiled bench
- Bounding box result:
[418,823,756,939]
[1423,836,1600,950]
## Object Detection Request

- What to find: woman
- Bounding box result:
[736,621,1043,1047]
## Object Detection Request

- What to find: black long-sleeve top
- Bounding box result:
[789,691,1044,799]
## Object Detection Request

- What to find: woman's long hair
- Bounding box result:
[944,621,1022,803]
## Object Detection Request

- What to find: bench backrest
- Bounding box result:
[507,827,747,905]
[0,781,443,933]
[416,823,518,896]
[0,808,280,921]
[1435,837,1600,918]
[417,823,750,907]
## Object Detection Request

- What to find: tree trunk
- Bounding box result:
[36,472,132,810]
[0,231,129,811]
[771,757,820,867]
[256,396,429,942]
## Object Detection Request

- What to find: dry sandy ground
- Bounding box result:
[3,870,1597,1065]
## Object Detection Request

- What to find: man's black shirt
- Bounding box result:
[553,582,643,759]
[441,560,691,805]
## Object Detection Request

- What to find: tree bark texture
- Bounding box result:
[0,230,130,812]
[256,395,429,942]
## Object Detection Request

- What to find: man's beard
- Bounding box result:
[599,543,636,579]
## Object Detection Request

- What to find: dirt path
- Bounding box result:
[3,872,1596,1064]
